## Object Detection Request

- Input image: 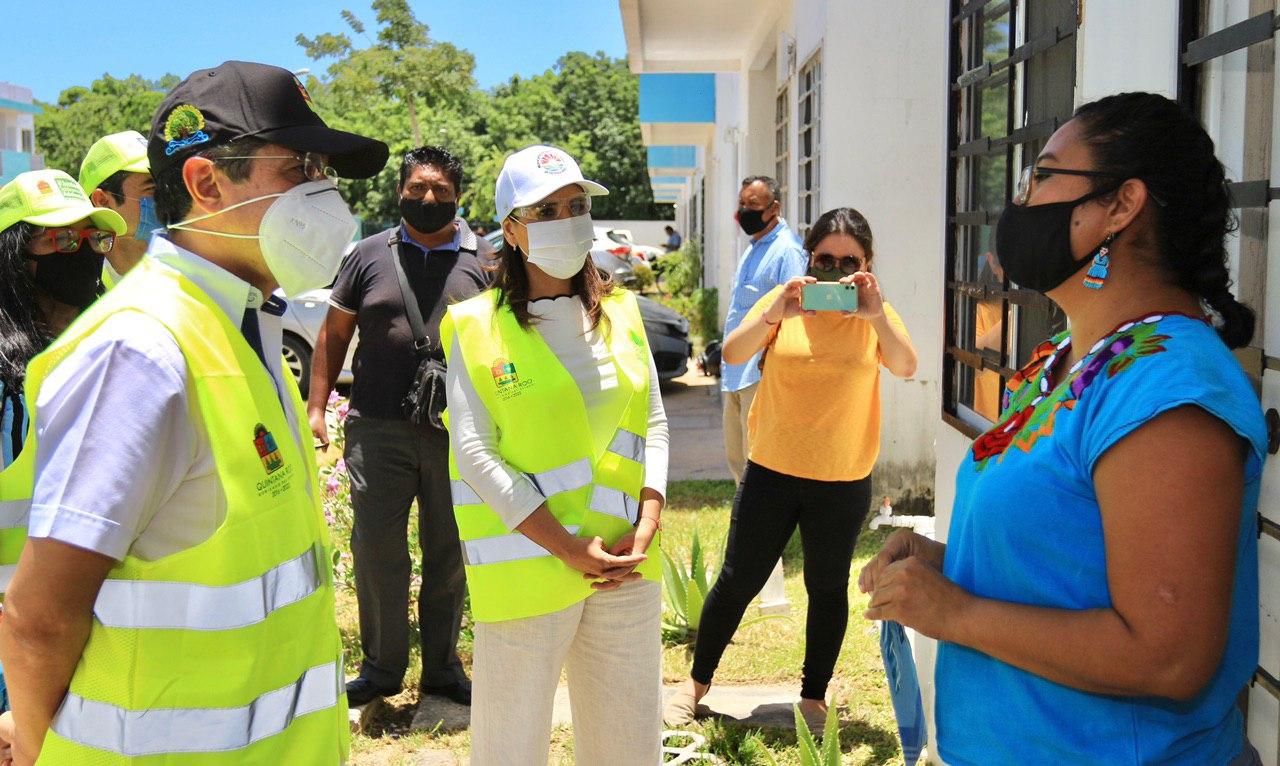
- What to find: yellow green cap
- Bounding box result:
[78,130,150,195]
[0,169,127,234]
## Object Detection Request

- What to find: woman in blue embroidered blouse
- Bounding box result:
[861,92,1266,765]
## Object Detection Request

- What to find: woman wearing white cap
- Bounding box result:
[442,145,667,764]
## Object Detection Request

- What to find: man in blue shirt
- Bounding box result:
[721,175,808,483]
[664,225,683,253]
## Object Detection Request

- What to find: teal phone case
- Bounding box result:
[801,282,858,311]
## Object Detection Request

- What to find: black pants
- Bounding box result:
[345,416,467,690]
[691,461,872,700]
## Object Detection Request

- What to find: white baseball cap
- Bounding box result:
[494,144,608,221]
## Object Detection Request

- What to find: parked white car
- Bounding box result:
[605,228,665,264]
[279,289,356,398]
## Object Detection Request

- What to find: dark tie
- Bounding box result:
[240,307,268,370]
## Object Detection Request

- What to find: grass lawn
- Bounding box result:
[327,469,908,765]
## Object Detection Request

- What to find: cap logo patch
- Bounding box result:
[294,77,316,112]
[34,180,54,196]
[163,104,211,156]
[536,151,566,175]
[54,177,87,202]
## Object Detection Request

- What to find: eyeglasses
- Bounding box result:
[811,253,865,275]
[30,227,116,255]
[213,152,337,182]
[1014,164,1124,206]
[511,195,592,223]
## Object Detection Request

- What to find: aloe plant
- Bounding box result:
[793,703,841,766]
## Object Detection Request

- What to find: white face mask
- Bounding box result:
[168,180,358,296]
[519,213,594,280]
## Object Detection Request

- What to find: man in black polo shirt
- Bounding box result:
[307,146,489,709]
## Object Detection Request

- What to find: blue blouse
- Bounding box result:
[0,379,25,469]
[936,314,1266,765]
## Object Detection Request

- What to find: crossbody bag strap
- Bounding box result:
[387,230,433,359]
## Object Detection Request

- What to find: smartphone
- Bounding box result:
[802,282,858,312]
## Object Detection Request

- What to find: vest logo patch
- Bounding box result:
[491,358,519,388]
[253,424,285,474]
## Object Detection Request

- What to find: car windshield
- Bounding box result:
[607,230,631,245]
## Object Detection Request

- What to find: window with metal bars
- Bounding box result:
[943,0,1078,438]
[776,86,791,221]
[1178,0,1280,724]
[797,54,821,236]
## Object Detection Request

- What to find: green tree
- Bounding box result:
[34,74,176,175]
[297,0,481,224]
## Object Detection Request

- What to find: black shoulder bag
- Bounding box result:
[389,233,448,432]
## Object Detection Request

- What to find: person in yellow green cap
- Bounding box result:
[0,168,126,744]
[77,130,154,288]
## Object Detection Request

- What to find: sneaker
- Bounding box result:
[345,676,400,707]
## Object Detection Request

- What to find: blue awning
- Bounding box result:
[0,98,41,115]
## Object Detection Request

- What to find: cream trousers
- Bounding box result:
[470,579,662,765]
[722,382,758,484]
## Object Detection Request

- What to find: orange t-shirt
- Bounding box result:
[743,285,910,482]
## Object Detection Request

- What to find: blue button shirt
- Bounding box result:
[0,380,26,469]
[937,314,1266,765]
[721,219,807,392]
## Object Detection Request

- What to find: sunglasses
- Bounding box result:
[811,252,866,275]
[511,195,592,223]
[31,227,116,255]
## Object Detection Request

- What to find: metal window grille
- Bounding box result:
[798,54,821,236]
[1178,0,1280,726]
[776,86,791,221]
[943,0,1077,438]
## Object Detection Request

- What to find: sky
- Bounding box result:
[0,1,629,104]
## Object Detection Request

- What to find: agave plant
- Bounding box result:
[793,703,841,766]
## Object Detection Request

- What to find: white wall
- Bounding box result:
[708,72,745,324]
[1077,0,1181,103]
[819,0,950,506]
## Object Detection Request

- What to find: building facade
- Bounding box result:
[622,1,1280,762]
[0,82,41,186]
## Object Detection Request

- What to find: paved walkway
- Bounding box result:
[661,368,733,482]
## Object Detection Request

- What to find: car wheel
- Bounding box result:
[282,333,312,399]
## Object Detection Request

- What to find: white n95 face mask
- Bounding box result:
[522,213,595,280]
[169,180,358,296]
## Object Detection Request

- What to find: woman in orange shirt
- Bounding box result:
[664,207,917,729]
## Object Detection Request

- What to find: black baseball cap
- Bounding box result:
[148,60,389,180]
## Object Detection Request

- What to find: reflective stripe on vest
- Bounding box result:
[588,485,640,524]
[50,659,339,757]
[607,429,645,464]
[0,498,25,529]
[93,546,322,631]
[525,457,592,497]
[462,525,582,566]
[451,480,483,506]
[0,564,14,592]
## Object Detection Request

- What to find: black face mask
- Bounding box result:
[26,244,103,309]
[400,198,457,235]
[737,206,772,236]
[994,185,1117,293]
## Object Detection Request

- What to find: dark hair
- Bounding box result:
[400,145,463,193]
[97,170,130,204]
[0,222,51,392]
[740,175,781,203]
[802,207,876,270]
[152,136,270,226]
[492,236,612,331]
[1073,92,1254,348]
[664,225,674,233]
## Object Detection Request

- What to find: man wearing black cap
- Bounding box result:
[0,61,387,764]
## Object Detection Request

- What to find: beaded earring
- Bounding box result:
[1083,233,1116,290]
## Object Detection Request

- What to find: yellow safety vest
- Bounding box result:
[0,402,33,588]
[21,258,348,764]
[100,263,118,291]
[441,287,660,623]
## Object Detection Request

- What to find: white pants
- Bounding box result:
[470,579,662,766]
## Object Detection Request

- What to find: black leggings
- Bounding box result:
[691,461,872,700]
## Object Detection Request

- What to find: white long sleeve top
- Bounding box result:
[446,295,669,530]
